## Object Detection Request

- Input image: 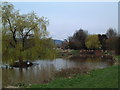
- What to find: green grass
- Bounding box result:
[57,50,80,58]
[29,65,118,88]
[114,55,120,65]
[117,56,120,60]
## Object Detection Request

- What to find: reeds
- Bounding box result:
[55,66,90,78]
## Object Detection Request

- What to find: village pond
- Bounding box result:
[2,57,114,87]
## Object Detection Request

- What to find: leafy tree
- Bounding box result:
[106,28,117,38]
[85,35,101,49]
[2,2,49,49]
[105,28,118,53]
[2,2,55,66]
[98,34,108,50]
[68,29,88,49]
[106,37,118,51]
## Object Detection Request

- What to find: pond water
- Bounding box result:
[2,58,114,87]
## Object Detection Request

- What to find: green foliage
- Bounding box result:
[2,2,56,63]
[85,35,101,49]
[117,55,120,60]
[2,36,56,63]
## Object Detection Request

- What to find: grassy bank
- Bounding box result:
[116,56,120,60]
[114,55,120,65]
[57,50,80,58]
[30,65,118,88]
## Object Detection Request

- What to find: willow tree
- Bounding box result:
[85,35,101,50]
[2,2,55,66]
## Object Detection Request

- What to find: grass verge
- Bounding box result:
[29,65,118,88]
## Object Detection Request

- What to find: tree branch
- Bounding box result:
[9,42,15,48]
[7,18,17,45]
[22,26,36,51]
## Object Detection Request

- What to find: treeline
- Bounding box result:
[62,28,120,55]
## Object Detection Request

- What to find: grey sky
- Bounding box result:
[12,2,118,40]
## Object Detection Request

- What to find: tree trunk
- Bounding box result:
[22,38,25,51]
[19,56,23,68]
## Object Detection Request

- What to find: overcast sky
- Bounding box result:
[12,2,118,40]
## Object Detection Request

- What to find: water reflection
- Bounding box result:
[2,58,114,87]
